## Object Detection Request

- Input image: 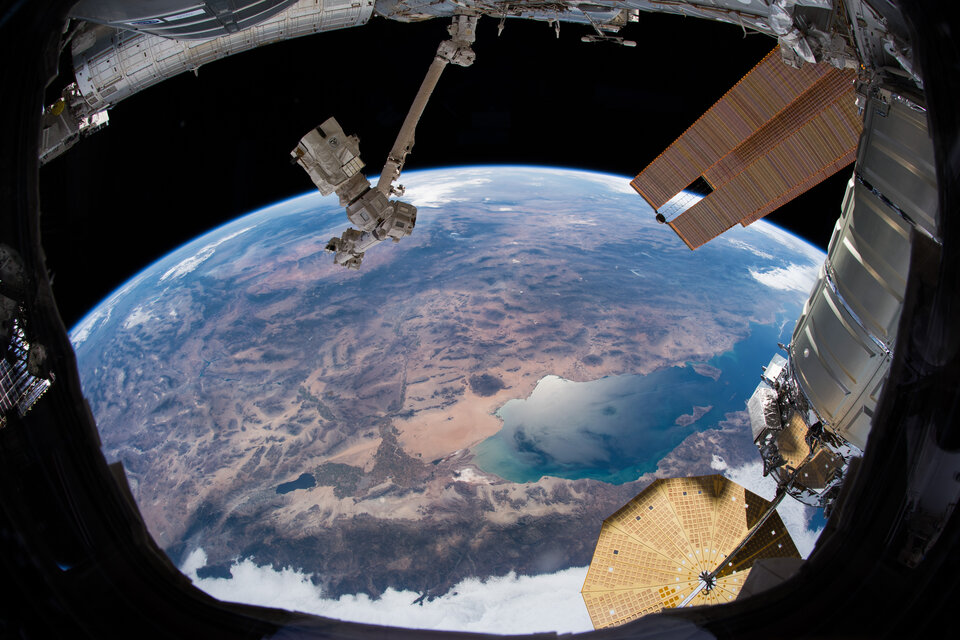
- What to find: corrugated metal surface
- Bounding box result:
[827,178,911,348]
[631,46,861,249]
[781,88,934,452]
[789,261,891,451]
[857,96,938,239]
[71,0,300,40]
[73,0,374,113]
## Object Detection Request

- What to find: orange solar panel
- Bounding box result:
[631,47,862,249]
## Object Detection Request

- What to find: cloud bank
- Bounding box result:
[404,175,492,208]
[177,463,821,635]
[749,263,819,295]
[725,237,774,260]
[750,221,827,263]
[160,226,253,282]
[181,549,593,634]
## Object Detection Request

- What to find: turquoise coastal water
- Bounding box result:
[472,319,794,484]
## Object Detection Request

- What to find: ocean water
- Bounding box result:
[472,319,792,484]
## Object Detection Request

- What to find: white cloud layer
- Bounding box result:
[725,238,774,261]
[749,221,827,263]
[532,167,639,197]
[70,271,147,346]
[160,226,253,282]
[122,304,155,330]
[178,461,822,634]
[710,454,728,471]
[70,307,107,346]
[749,263,819,295]
[404,176,492,208]
[181,549,594,634]
[580,172,639,196]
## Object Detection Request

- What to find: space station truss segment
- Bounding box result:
[581,475,799,630]
[70,0,375,115]
[0,317,54,428]
[630,46,861,249]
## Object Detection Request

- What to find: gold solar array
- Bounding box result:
[778,410,812,472]
[581,475,801,629]
[720,515,799,578]
[798,448,843,490]
[778,411,844,490]
[631,47,862,249]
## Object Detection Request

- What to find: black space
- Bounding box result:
[39,14,849,329]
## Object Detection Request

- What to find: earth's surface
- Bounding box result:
[71,166,826,632]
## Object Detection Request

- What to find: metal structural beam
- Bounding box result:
[40,0,375,164]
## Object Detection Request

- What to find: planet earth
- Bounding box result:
[70,166,826,632]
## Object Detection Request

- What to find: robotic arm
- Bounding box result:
[291,14,478,269]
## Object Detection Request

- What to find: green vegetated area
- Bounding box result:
[313,462,363,499]
[312,422,429,499]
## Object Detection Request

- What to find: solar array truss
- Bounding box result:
[0,316,53,428]
[581,475,800,629]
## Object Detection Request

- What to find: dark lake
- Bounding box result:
[276,472,316,494]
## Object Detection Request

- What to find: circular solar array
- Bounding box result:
[581,475,800,629]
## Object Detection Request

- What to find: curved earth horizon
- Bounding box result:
[71,166,827,634]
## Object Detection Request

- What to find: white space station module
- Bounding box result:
[745,88,941,524]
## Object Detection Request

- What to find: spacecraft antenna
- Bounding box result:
[581,475,801,629]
